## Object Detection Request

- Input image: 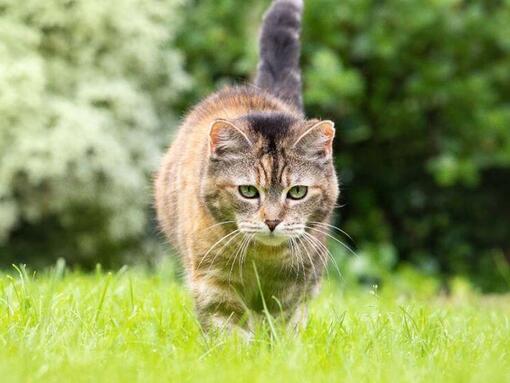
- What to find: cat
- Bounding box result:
[155,0,339,335]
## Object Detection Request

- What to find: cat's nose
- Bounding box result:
[264,219,282,232]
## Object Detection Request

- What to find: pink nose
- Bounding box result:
[264,219,281,232]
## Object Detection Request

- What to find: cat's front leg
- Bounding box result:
[286,303,308,331]
[192,279,252,339]
[204,313,254,341]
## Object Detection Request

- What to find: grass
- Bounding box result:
[1,263,510,383]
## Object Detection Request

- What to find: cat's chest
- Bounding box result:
[234,261,303,313]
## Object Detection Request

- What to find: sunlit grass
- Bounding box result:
[1,263,509,383]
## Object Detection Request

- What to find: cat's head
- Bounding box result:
[202,112,338,247]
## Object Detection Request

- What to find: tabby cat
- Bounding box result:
[155,0,339,334]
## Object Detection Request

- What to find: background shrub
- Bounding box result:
[2,0,509,291]
[0,0,189,267]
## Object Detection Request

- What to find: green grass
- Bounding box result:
[1,264,509,383]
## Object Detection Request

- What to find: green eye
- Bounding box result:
[238,185,259,199]
[287,185,308,200]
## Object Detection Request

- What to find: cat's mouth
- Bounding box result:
[239,222,306,247]
[253,232,289,246]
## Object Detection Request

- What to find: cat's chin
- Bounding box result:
[253,233,289,247]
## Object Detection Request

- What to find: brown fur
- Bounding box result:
[154,86,339,335]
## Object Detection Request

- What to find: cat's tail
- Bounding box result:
[255,0,304,112]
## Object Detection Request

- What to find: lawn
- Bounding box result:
[1,263,509,383]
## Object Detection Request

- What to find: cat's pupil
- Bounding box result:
[239,185,259,199]
[288,185,308,200]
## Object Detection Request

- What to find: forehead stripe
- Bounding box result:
[262,155,273,187]
[278,162,288,185]
[245,112,296,154]
[255,165,261,185]
[271,153,279,185]
[259,162,268,185]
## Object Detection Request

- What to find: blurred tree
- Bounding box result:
[175,0,510,291]
[302,0,510,291]
[0,0,189,267]
[173,0,266,111]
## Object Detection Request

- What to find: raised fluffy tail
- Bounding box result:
[255,0,304,112]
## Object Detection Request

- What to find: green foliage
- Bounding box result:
[0,0,189,267]
[173,0,267,110]
[176,0,510,291]
[302,0,510,291]
[1,267,510,382]
[2,0,509,289]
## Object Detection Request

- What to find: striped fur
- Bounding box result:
[154,1,339,335]
[255,0,304,111]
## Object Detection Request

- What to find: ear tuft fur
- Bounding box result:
[292,120,335,158]
[209,119,252,158]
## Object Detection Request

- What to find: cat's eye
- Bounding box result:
[238,185,259,199]
[287,185,308,200]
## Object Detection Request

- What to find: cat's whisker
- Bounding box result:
[294,237,306,282]
[303,233,337,278]
[296,236,317,278]
[303,232,342,278]
[228,234,249,285]
[198,229,240,270]
[287,238,294,268]
[239,223,263,228]
[288,238,298,276]
[309,221,354,242]
[239,233,255,284]
[193,220,237,235]
[230,232,254,283]
[206,231,245,275]
[305,225,358,258]
[293,238,305,280]
[299,233,329,278]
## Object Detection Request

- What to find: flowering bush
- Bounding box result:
[0,0,189,266]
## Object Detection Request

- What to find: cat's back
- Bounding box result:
[154,86,298,253]
[186,86,299,127]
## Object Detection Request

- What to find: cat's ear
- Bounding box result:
[209,119,252,158]
[292,120,335,159]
